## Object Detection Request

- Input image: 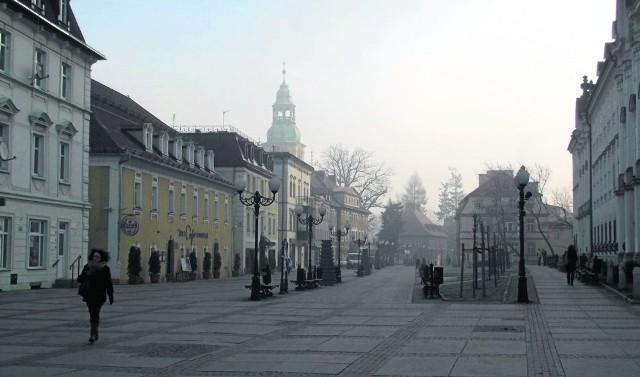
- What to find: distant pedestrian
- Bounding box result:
[77,248,114,343]
[565,245,578,286]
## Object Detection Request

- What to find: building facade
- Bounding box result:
[399,203,447,266]
[185,131,279,275]
[89,80,236,283]
[456,170,572,267]
[569,0,640,273]
[0,0,104,290]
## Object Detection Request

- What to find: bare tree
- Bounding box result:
[526,164,573,255]
[320,144,393,210]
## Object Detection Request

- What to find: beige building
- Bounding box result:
[89,80,236,283]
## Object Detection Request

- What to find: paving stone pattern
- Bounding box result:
[0,265,639,376]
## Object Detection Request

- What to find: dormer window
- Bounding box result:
[174,138,183,161]
[196,146,205,169]
[31,0,44,11]
[185,142,195,166]
[58,0,69,26]
[159,132,169,156]
[143,123,153,152]
[206,150,215,171]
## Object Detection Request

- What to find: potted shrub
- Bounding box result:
[202,251,212,279]
[232,253,241,277]
[189,249,198,280]
[127,246,143,284]
[213,251,222,279]
[148,250,161,283]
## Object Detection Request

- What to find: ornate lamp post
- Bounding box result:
[295,203,326,280]
[235,176,280,301]
[515,165,531,303]
[356,237,366,277]
[279,239,288,294]
[328,221,350,282]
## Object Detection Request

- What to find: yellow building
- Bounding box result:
[88,80,236,283]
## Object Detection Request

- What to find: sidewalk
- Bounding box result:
[0,265,638,376]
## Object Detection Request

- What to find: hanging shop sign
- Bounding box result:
[120,215,139,236]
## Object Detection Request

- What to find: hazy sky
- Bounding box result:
[72,0,615,215]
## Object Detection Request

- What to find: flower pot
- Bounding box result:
[202,271,212,280]
[150,273,160,283]
[128,274,143,285]
[213,270,221,279]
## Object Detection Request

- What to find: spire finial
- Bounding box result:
[282,61,287,83]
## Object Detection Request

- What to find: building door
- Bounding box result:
[56,221,69,279]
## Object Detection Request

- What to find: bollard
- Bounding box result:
[633,267,640,298]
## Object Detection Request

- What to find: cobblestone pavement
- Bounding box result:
[1,265,639,376]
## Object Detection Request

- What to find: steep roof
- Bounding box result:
[90,80,233,186]
[9,0,104,60]
[401,204,447,239]
[183,131,274,176]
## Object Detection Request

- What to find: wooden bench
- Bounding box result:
[245,284,279,298]
[290,279,321,290]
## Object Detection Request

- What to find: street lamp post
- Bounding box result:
[279,239,288,294]
[235,176,280,301]
[356,237,366,277]
[329,221,350,283]
[515,165,531,303]
[296,203,326,280]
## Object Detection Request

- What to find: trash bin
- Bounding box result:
[262,265,271,285]
[433,267,444,285]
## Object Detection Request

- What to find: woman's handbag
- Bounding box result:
[77,281,89,297]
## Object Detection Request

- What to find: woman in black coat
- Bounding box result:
[77,248,114,343]
[566,244,578,286]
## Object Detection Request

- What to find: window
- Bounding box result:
[214,195,219,219]
[0,30,9,73]
[0,217,9,269]
[151,185,158,212]
[192,190,198,218]
[204,197,209,219]
[526,218,535,232]
[527,242,535,256]
[28,220,46,268]
[33,49,47,89]
[206,150,214,170]
[58,0,69,25]
[59,142,69,183]
[134,181,142,209]
[0,124,8,171]
[160,132,169,156]
[224,197,229,221]
[168,185,175,214]
[180,190,187,216]
[174,138,183,161]
[60,63,71,99]
[143,123,153,151]
[58,221,68,257]
[32,133,45,177]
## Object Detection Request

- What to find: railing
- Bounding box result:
[51,258,60,268]
[70,255,82,288]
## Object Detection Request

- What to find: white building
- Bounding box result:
[0,0,104,290]
[568,0,640,277]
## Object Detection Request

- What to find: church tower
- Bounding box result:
[263,63,307,160]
